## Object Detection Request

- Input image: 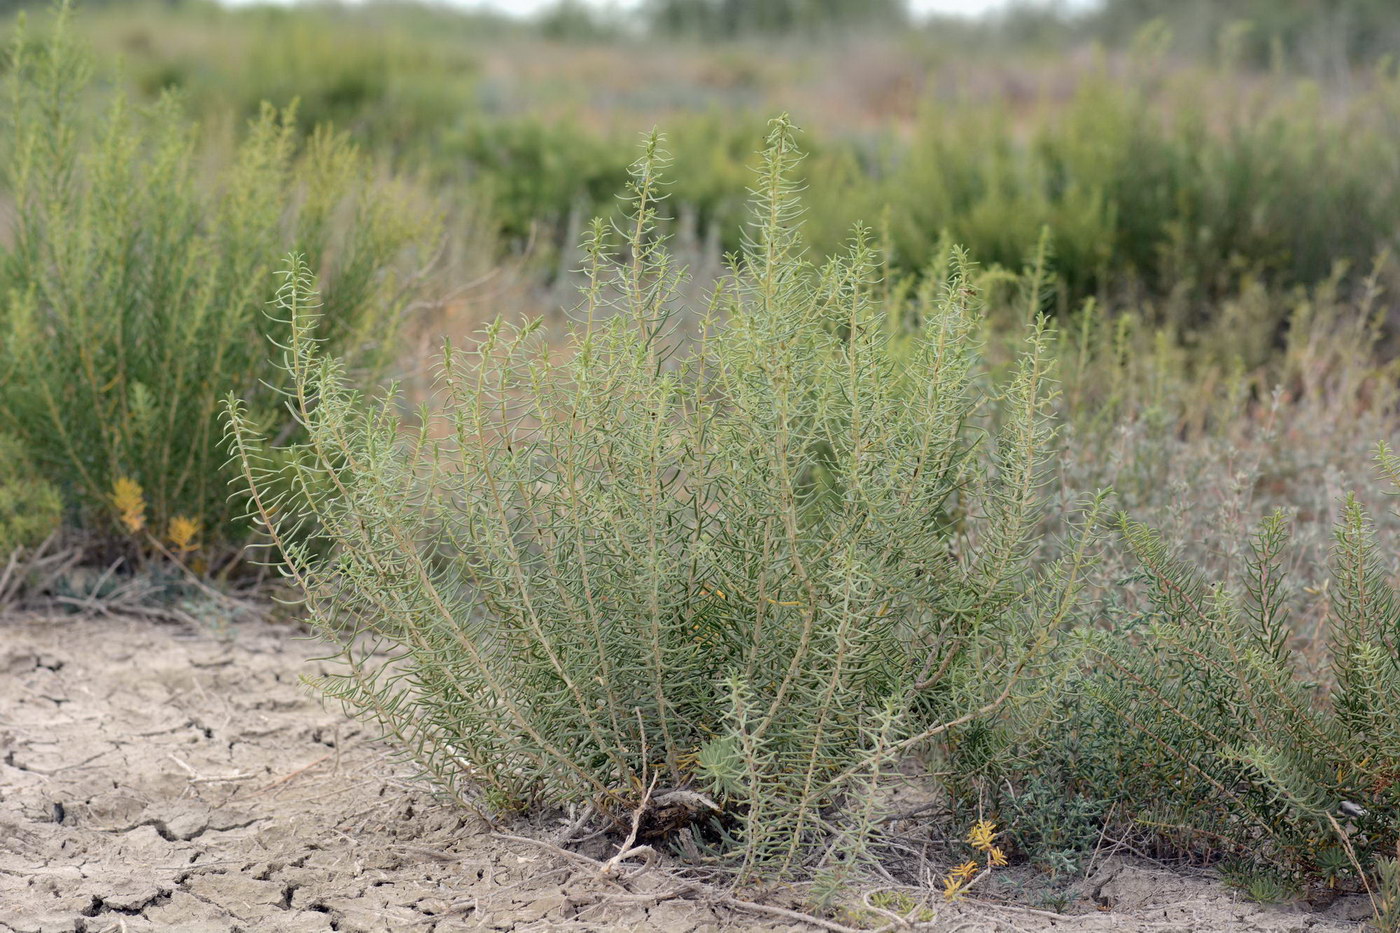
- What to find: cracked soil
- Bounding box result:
[0,613,1378,932]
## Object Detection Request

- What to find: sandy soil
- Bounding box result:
[0,612,1374,932]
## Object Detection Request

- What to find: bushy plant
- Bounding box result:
[0,5,431,548]
[1093,0,1400,73]
[62,2,484,157]
[1021,472,1400,899]
[875,65,1400,319]
[956,254,1400,917]
[449,60,1400,320]
[645,0,905,39]
[444,116,630,246]
[0,432,62,556]
[226,119,1100,878]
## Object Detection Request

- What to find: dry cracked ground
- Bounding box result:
[0,612,1377,932]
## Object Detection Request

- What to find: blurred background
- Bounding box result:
[4,0,1396,335]
[3,0,1400,567]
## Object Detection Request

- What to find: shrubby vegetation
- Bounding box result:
[18,1,1400,318]
[645,0,905,38]
[0,432,61,556]
[1090,0,1400,73]
[3,0,1400,926]
[227,123,1104,877]
[0,7,431,551]
[227,121,1400,922]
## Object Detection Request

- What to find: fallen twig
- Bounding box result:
[254,753,332,795]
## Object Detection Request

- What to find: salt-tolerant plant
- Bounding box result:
[954,255,1400,904]
[1063,458,1400,904]
[226,119,1102,880]
[0,4,430,550]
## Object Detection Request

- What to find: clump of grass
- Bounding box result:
[0,4,432,552]
[225,119,1102,880]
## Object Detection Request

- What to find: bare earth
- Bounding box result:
[0,613,1373,932]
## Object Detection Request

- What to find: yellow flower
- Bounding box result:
[167,515,200,555]
[968,819,999,852]
[111,477,147,536]
[949,860,979,881]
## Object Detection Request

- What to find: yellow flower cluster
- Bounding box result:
[110,477,201,556]
[111,477,147,535]
[167,515,201,555]
[968,818,1008,867]
[942,819,1009,901]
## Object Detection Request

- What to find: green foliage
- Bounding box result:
[1093,0,1400,72]
[0,432,62,556]
[444,117,630,245]
[225,120,1100,878]
[201,6,477,155]
[1036,492,1400,888]
[74,3,486,156]
[537,0,619,42]
[869,67,1400,318]
[0,6,431,547]
[1377,854,1400,933]
[1001,775,1105,879]
[456,67,1400,317]
[1219,862,1299,905]
[28,3,1400,317]
[645,0,905,38]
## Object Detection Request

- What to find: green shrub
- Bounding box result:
[226,120,1101,879]
[0,432,62,556]
[954,260,1400,914]
[225,8,476,156]
[1093,0,1400,72]
[72,3,483,157]
[1012,484,1400,895]
[445,62,1400,320]
[444,116,630,246]
[872,67,1400,319]
[0,6,431,548]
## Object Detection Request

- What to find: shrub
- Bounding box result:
[226,119,1101,879]
[874,66,1400,320]
[228,7,477,156]
[444,116,630,246]
[0,432,62,557]
[1007,469,1400,899]
[68,3,484,157]
[1092,0,1400,72]
[953,256,1400,912]
[0,6,431,549]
